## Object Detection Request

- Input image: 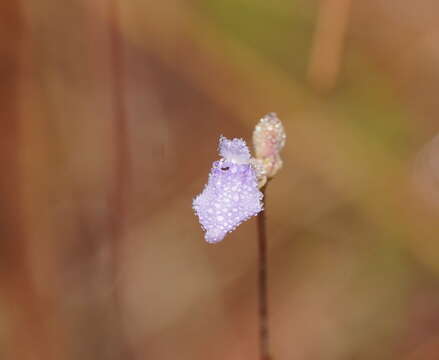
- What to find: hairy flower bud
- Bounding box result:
[253,113,286,185]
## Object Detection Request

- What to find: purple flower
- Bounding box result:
[193,136,264,243]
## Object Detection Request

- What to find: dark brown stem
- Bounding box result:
[257,185,270,360]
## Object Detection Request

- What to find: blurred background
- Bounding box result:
[2,0,439,359]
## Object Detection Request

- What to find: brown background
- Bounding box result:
[1,0,439,359]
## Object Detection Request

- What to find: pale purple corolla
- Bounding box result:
[193,136,264,243]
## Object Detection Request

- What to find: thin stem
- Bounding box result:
[257,185,270,360]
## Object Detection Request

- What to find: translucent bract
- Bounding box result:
[253,113,286,186]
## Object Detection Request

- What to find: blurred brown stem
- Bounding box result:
[308,0,352,92]
[257,185,270,360]
[109,1,134,358]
